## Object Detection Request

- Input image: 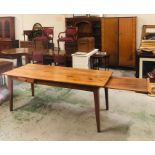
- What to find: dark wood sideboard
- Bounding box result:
[0,17,19,51]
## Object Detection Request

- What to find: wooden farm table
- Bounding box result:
[4,64,112,132]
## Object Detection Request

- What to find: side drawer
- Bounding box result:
[20,41,34,48]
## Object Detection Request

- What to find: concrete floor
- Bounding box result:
[0,69,155,140]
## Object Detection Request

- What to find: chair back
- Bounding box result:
[66,27,77,39]
[54,55,66,66]
[33,38,48,49]
[43,27,54,38]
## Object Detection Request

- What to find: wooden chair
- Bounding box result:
[43,27,54,50]
[57,27,78,53]
[33,39,48,49]
[32,51,44,64]
[32,38,49,64]
[53,55,66,66]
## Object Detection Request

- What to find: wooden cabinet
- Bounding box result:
[101,18,119,66]
[119,17,136,67]
[0,17,15,40]
[101,17,136,67]
[0,17,19,51]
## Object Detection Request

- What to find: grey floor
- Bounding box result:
[0,68,155,140]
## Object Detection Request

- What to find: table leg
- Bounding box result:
[25,55,31,64]
[105,57,107,70]
[93,88,100,132]
[17,56,22,67]
[31,83,34,96]
[8,77,13,111]
[105,88,109,110]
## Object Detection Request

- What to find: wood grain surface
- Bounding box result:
[106,76,148,93]
[4,64,112,87]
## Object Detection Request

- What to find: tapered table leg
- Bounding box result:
[25,55,31,64]
[105,88,109,110]
[93,88,100,132]
[8,76,13,111]
[17,56,22,67]
[31,83,34,96]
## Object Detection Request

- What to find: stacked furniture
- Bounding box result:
[136,25,155,78]
[65,16,102,53]
[66,16,137,68]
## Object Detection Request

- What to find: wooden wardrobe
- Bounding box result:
[101,17,136,67]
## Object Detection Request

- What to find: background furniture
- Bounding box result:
[0,17,15,40]
[65,16,101,53]
[77,37,95,52]
[21,23,54,50]
[141,25,155,40]
[72,49,98,69]
[136,51,155,78]
[53,55,66,66]
[20,40,34,48]
[136,25,155,78]
[0,48,72,67]
[57,26,78,53]
[101,17,136,67]
[0,40,19,51]
[32,51,44,64]
[32,38,49,64]
[33,39,49,49]
[90,52,110,70]
[0,17,19,51]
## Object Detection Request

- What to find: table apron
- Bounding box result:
[10,76,101,92]
[35,80,100,92]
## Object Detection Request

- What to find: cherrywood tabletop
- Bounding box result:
[4,64,112,87]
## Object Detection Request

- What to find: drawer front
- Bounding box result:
[0,41,12,51]
[20,41,34,48]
